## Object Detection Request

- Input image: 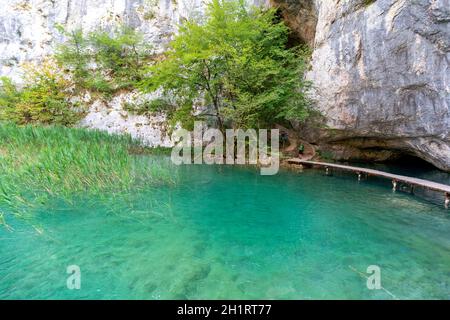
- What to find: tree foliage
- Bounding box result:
[55,25,152,95]
[0,26,152,126]
[140,0,311,130]
[0,60,83,126]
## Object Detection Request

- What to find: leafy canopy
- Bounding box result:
[140,0,311,130]
[0,26,152,126]
[0,60,83,126]
[55,25,152,95]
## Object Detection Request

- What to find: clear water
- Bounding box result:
[1,159,449,299]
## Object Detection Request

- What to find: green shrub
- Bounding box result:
[0,60,85,126]
[0,26,153,126]
[53,28,90,87]
[364,0,376,6]
[124,98,173,115]
[0,77,21,122]
[55,25,153,95]
[140,0,312,130]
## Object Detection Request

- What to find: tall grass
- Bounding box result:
[0,123,177,221]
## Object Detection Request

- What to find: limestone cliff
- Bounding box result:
[0,0,266,147]
[0,0,449,170]
[305,0,450,171]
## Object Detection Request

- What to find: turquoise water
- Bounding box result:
[1,160,449,299]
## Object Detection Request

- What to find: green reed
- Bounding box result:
[0,123,177,219]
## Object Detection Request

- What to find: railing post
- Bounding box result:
[392,179,397,192]
[445,192,449,209]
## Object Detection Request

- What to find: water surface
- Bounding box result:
[1,160,449,299]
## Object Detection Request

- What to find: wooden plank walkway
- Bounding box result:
[287,159,450,196]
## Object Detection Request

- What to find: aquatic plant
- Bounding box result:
[0,123,177,222]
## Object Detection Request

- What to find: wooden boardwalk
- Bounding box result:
[287,159,450,204]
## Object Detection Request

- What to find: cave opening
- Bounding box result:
[270,0,317,47]
[272,8,309,48]
[383,153,438,172]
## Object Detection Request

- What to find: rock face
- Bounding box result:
[305,0,450,171]
[0,0,449,170]
[270,0,317,44]
[0,0,211,146]
[0,0,267,147]
[78,91,173,147]
[0,0,204,82]
[0,0,267,81]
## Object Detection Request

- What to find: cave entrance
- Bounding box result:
[272,8,308,48]
[271,1,317,47]
[374,152,444,179]
[385,154,437,171]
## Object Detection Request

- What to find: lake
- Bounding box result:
[1,158,449,299]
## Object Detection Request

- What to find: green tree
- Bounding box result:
[0,26,152,126]
[139,0,311,130]
[55,25,152,95]
[0,60,83,126]
[54,28,90,88]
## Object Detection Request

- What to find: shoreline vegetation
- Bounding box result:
[1,0,445,227]
[0,0,312,130]
[0,0,313,227]
[0,123,177,228]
